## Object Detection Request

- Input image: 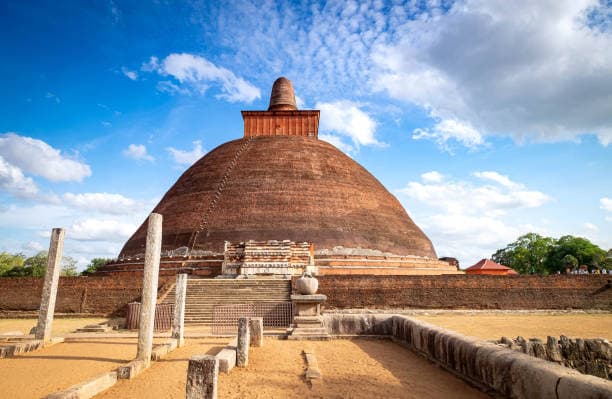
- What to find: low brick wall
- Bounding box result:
[0,277,173,317]
[298,275,612,310]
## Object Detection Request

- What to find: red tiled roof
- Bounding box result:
[465,258,515,271]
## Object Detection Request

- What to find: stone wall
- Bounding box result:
[0,277,173,317]
[302,275,612,310]
[494,336,611,380]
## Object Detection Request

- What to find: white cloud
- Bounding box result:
[421,171,443,183]
[144,53,261,103]
[123,144,154,161]
[372,0,612,147]
[584,222,599,231]
[22,241,44,252]
[600,197,612,212]
[157,80,190,95]
[121,67,138,80]
[316,101,383,147]
[398,171,551,265]
[413,119,485,151]
[473,171,522,190]
[198,1,612,147]
[0,156,38,198]
[399,172,550,216]
[319,134,356,154]
[68,219,137,242]
[0,133,91,182]
[62,192,139,215]
[166,140,206,165]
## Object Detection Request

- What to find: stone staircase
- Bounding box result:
[162,278,291,324]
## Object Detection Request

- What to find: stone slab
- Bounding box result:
[116,359,148,380]
[151,338,178,361]
[291,294,327,303]
[186,355,218,399]
[216,338,237,374]
[44,371,117,399]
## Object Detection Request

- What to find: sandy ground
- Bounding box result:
[414,313,612,340]
[0,318,110,336]
[93,338,486,399]
[0,338,140,399]
[95,339,227,399]
[220,339,487,399]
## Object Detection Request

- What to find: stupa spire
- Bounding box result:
[268,77,297,111]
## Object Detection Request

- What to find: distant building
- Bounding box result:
[464,259,518,276]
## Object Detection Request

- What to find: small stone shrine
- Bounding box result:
[287,273,329,340]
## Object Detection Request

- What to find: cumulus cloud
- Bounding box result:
[123,144,154,161]
[143,53,261,103]
[398,170,551,265]
[413,119,485,152]
[62,192,139,215]
[0,156,38,198]
[166,140,206,165]
[0,133,91,182]
[316,101,383,147]
[22,241,44,252]
[372,0,612,147]
[198,1,612,148]
[68,219,136,242]
[399,171,550,216]
[319,133,356,154]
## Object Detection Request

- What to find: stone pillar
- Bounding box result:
[186,355,218,399]
[35,228,65,342]
[249,317,263,347]
[172,273,187,347]
[236,317,250,367]
[136,213,163,365]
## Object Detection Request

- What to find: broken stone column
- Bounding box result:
[172,273,188,347]
[186,355,218,399]
[35,228,65,342]
[136,213,163,365]
[249,317,263,347]
[236,317,250,367]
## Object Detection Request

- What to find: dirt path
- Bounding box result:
[414,313,612,340]
[0,338,139,399]
[95,339,227,399]
[219,339,487,399]
[92,338,486,398]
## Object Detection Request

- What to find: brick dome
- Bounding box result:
[119,135,437,259]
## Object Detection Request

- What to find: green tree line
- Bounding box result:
[492,233,611,275]
[0,251,111,277]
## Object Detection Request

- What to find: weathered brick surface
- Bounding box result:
[0,277,172,316]
[118,135,437,259]
[296,275,612,310]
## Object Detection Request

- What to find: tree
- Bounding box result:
[0,251,26,276]
[81,258,110,275]
[561,254,578,271]
[22,251,48,277]
[545,236,607,273]
[61,256,79,277]
[492,233,556,274]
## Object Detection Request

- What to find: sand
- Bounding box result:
[92,338,486,399]
[414,313,612,340]
[0,338,139,399]
[0,318,110,336]
[95,339,227,398]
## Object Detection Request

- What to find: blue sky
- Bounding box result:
[1,0,611,270]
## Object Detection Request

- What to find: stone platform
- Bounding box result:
[287,294,329,340]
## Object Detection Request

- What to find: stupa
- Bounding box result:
[99,78,460,276]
